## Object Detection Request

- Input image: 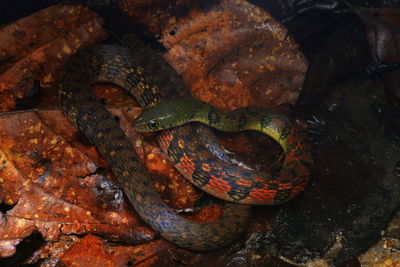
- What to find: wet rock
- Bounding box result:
[273,18,400,266]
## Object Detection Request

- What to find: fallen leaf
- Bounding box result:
[57,234,172,267]
[0,109,156,258]
[156,0,307,111]
[349,5,400,101]
[0,4,107,111]
[119,0,307,111]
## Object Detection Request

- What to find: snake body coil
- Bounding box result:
[59,44,251,250]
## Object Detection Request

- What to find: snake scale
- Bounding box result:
[58,2,311,250]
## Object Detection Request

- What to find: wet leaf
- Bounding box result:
[0,109,156,258]
[0,4,108,111]
[356,7,400,64]
[26,234,173,266]
[56,235,172,267]
[155,0,308,111]
[349,5,400,102]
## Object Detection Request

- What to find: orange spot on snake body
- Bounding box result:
[202,163,211,172]
[209,175,231,192]
[249,188,276,200]
[290,185,305,198]
[278,182,292,191]
[178,139,185,148]
[159,132,174,147]
[178,155,195,175]
[236,178,252,187]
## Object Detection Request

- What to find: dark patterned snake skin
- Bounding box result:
[59,43,251,250]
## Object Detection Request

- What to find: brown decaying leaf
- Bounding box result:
[57,235,171,267]
[26,234,172,266]
[0,109,156,258]
[0,0,308,262]
[121,0,192,25]
[121,0,307,111]
[27,234,80,265]
[0,4,107,111]
[138,0,307,111]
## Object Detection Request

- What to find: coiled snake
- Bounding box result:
[134,98,312,205]
[59,36,311,249]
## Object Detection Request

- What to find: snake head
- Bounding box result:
[133,98,202,132]
[132,101,180,132]
[133,116,161,132]
[133,100,193,132]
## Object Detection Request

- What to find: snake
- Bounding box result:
[57,1,311,251]
[133,98,313,205]
[58,43,251,250]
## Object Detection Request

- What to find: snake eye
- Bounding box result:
[148,119,159,130]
